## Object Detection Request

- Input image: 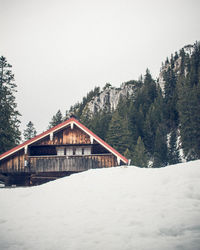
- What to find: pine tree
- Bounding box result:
[153,126,168,167]
[128,103,140,146]
[177,42,200,160]
[105,109,125,153]
[143,87,164,154]
[168,129,180,164]
[0,56,21,154]
[179,48,186,75]
[106,106,132,155]
[132,136,148,168]
[177,81,200,160]
[48,110,63,128]
[23,121,37,141]
[163,66,179,128]
[124,148,132,160]
[134,69,157,120]
[143,108,155,154]
[87,109,112,140]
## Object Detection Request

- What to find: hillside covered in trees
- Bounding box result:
[1,42,199,168]
[49,42,200,167]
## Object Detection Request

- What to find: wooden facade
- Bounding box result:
[0,117,128,186]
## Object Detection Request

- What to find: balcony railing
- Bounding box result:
[0,154,117,173]
[28,154,117,172]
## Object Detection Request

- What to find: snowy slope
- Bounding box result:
[0,160,200,250]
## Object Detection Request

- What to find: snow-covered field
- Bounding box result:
[0,161,200,250]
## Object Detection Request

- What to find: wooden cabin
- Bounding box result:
[0,117,128,186]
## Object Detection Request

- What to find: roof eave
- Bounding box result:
[0,117,128,164]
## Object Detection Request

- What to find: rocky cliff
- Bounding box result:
[79,81,140,118]
[158,44,194,92]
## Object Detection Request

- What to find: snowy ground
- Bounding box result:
[0,160,200,250]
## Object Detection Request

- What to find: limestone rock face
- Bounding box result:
[157,44,194,93]
[85,82,137,116]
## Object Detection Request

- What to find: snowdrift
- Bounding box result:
[0,160,200,250]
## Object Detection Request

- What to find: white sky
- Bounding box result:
[1,0,200,134]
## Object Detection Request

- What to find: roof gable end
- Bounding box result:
[0,118,128,164]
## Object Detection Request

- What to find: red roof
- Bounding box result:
[0,117,128,164]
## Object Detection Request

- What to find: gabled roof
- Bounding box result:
[0,117,128,164]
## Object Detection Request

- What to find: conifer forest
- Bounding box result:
[1,42,200,167]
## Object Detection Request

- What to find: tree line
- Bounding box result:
[1,41,199,168]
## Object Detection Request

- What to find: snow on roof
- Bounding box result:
[0,117,128,164]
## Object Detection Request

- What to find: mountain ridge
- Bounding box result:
[69,43,198,118]
[49,41,200,167]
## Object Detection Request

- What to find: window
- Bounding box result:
[73,148,76,155]
[57,147,65,156]
[82,148,84,155]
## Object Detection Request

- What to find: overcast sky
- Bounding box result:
[1,0,200,134]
